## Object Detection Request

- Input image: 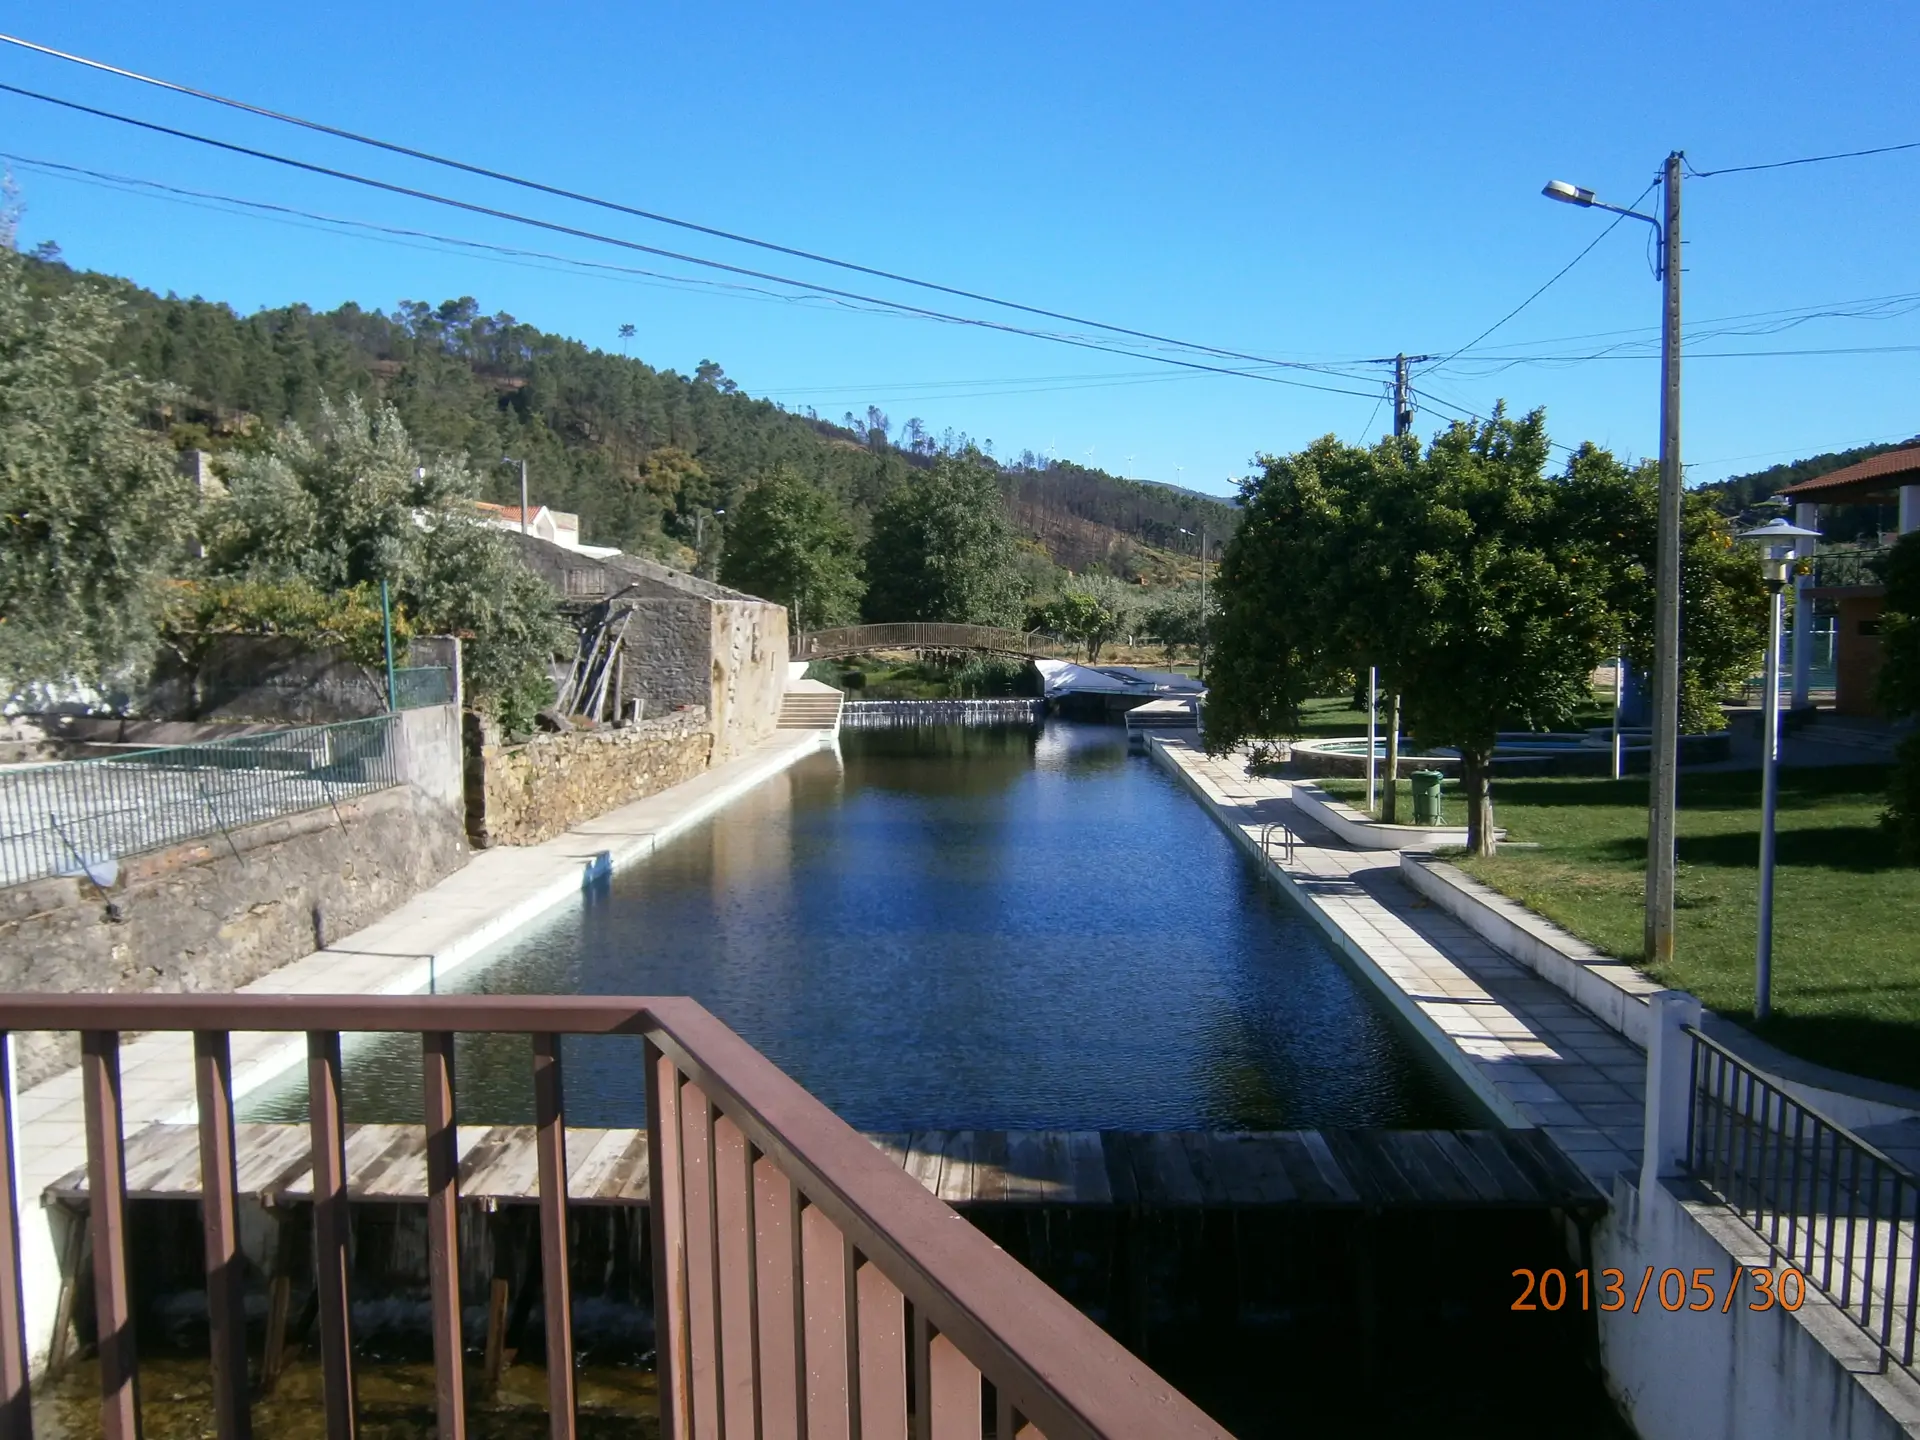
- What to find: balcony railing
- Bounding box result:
[0,994,1229,1440]
[1687,1026,1918,1376]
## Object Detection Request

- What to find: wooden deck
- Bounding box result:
[49,1123,1606,1213]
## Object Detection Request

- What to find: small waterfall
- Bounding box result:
[840,698,1046,727]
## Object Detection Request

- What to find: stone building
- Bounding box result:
[507,533,789,762]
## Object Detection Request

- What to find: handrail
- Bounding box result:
[1684,1024,1918,1375]
[0,993,1230,1440]
[1258,820,1297,866]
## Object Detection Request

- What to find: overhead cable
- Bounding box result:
[0,30,1354,377]
[0,80,1388,402]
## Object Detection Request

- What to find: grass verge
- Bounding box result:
[1435,767,1918,1091]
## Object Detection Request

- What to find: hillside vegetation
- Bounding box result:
[20,254,1238,581]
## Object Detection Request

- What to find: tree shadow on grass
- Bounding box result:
[1726,1013,1920,1096]
[1591,824,1898,875]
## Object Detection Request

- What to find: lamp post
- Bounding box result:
[1544,153,1685,967]
[1738,517,1820,1021]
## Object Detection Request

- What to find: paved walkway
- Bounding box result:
[8,726,832,1367]
[1149,737,1646,1188]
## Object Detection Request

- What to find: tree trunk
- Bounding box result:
[1461,746,1496,858]
[1383,694,1402,825]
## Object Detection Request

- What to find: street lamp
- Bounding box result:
[1543,152,1686,967]
[1738,516,1821,1021]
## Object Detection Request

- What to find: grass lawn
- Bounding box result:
[1427,767,1918,1091]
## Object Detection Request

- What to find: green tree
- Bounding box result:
[1876,532,1920,859]
[1559,445,1768,733]
[204,394,568,726]
[1035,583,1127,662]
[1210,412,1623,856]
[0,230,189,698]
[862,453,1023,625]
[720,467,865,630]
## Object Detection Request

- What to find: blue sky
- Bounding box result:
[2,2,1915,497]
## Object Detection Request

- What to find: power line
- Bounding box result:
[0,79,1390,403]
[2,151,918,316]
[0,30,1357,379]
[1686,141,1920,178]
[1430,178,1660,371]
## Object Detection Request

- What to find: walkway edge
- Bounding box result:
[1145,736,1526,1127]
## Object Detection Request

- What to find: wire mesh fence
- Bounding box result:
[0,714,404,889]
[1688,1027,1918,1375]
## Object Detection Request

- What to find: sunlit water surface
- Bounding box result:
[247,721,1469,1130]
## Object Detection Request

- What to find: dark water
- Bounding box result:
[247,722,1470,1130]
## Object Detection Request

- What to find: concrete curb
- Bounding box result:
[1398,850,1920,1130]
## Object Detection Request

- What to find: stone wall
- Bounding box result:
[620,598,713,718]
[709,600,789,762]
[142,634,461,723]
[465,708,714,848]
[0,704,468,1085]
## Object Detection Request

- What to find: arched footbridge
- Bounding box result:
[792,623,1046,661]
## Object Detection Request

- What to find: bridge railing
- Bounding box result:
[792,624,1045,660]
[0,993,1228,1440]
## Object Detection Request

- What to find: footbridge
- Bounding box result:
[792,622,1045,661]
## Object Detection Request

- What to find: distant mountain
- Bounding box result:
[20,253,1237,584]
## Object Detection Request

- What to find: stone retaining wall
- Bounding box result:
[0,782,467,1087]
[464,708,714,848]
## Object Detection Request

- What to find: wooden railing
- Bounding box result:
[0,995,1229,1440]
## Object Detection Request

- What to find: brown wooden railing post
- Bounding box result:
[713,1115,759,1436]
[749,1156,803,1440]
[646,1042,690,1439]
[0,1032,31,1440]
[677,1085,720,1435]
[421,1032,466,1440]
[531,1034,576,1439]
[81,1030,139,1440]
[307,1031,358,1440]
[193,1031,251,1440]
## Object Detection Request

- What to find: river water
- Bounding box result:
[248,721,1469,1130]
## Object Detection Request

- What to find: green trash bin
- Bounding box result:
[1411,769,1446,826]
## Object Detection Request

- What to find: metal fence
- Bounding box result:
[0,714,404,889]
[1687,1026,1918,1374]
[1811,545,1891,589]
[393,664,454,709]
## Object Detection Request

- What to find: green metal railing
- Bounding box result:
[0,715,403,889]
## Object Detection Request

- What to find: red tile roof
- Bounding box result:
[1776,444,1920,500]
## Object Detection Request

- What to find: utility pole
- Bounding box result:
[1392,353,1414,439]
[1646,152,1685,969]
[501,457,529,534]
[1377,355,1426,822]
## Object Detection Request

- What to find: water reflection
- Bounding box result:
[246,723,1469,1131]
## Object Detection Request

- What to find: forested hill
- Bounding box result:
[21,254,1238,577]
[1698,436,1920,541]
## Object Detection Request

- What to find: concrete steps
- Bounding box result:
[777,684,844,731]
